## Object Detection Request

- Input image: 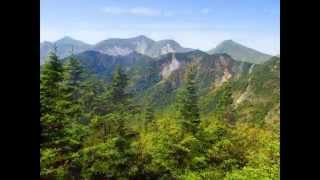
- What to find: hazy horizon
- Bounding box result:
[41,0,280,54]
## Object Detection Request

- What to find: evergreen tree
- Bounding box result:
[215,81,235,124]
[63,55,84,91]
[109,65,128,104]
[177,64,200,134]
[40,51,63,115]
[60,56,85,122]
[40,52,70,178]
[41,53,88,179]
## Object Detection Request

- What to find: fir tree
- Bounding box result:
[177,64,200,134]
[40,51,63,115]
[40,51,70,178]
[215,81,235,124]
[60,56,85,121]
[109,65,128,104]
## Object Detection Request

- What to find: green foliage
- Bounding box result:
[40,53,280,179]
[40,52,63,115]
[176,64,200,133]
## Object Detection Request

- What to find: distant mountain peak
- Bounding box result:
[223,39,235,43]
[219,39,241,46]
[55,36,90,45]
[208,40,271,64]
[60,36,74,40]
[40,36,92,64]
[134,35,150,40]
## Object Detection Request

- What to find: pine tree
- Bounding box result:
[60,56,85,121]
[109,65,128,104]
[215,81,235,124]
[40,51,69,178]
[63,55,84,89]
[177,64,200,134]
[40,51,63,115]
[41,53,89,178]
[90,65,130,141]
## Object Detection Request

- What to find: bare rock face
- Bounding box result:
[160,43,175,55]
[91,35,194,58]
[161,53,180,79]
[41,35,194,64]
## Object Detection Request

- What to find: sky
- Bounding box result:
[41,0,280,55]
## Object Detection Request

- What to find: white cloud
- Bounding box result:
[201,8,210,14]
[102,7,161,16]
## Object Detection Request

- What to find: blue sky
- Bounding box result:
[41,0,280,54]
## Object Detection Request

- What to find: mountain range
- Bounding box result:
[41,34,280,124]
[40,35,193,64]
[40,35,273,64]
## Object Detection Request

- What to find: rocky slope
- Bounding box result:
[41,35,193,64]
[92,35,193,57]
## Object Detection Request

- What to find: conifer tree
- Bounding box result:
[177,64,200,134]
[215,81,235,124]
[60,56,85,121]
[109,65,128,104]
[40,51,63,115]
[40,51,65,144]
[63,56,84,89]
[40,51,69,178]
[91,65,130,141]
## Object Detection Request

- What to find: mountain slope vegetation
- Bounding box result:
[40,47,279,179]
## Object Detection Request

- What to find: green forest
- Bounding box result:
[40,51,280,180]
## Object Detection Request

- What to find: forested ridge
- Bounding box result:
[40,51,279,179]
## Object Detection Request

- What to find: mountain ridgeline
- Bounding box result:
[40,35,193,64]
[41,35,273,64]
[40,37,92,64]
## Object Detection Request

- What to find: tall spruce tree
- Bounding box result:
[40,51,65,145]
[109,65,128,104]
[91,65,130,141]
[177,64,200,134]
[40,51,69,178]
[215,81,235,124]
[109,65,130,138]
[60,56,85,121]
[40,51,63,115]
